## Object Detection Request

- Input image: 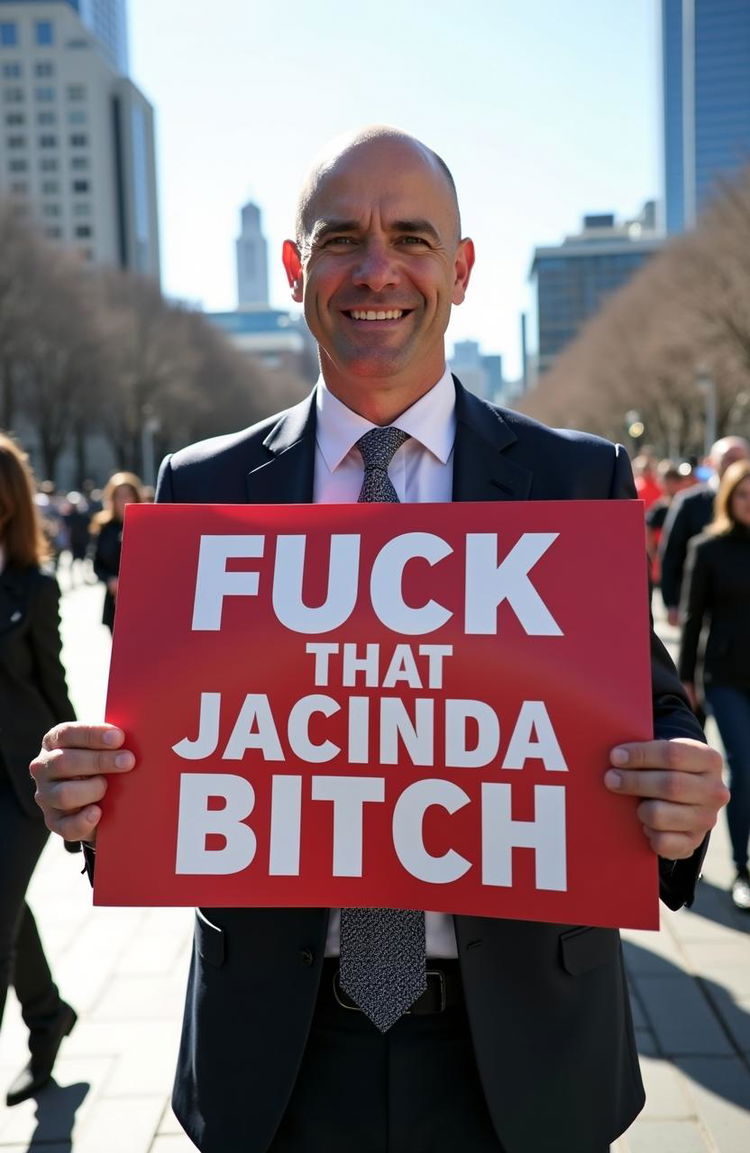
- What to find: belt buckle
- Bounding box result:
[407,968,446,1014]
[427,968,447,1012]
[332,969,361,1012]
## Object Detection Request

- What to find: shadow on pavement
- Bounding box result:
[22,1079,89,1151]
[624,940,750,1113]
[689,877,750,933]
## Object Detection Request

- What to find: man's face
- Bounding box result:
[283,138,474,412]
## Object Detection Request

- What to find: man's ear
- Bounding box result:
[452,238,475,306]
[282,240,304,303]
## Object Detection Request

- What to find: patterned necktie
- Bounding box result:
[338,425,427,1033]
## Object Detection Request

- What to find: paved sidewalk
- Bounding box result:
[0,582,747,1151]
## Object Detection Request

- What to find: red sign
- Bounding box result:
[94,500,658,928]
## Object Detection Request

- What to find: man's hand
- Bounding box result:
[604,738,728,859]
[30,722,135,845]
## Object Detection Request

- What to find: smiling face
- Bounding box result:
[283,132,474,422]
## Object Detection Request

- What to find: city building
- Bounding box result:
[0,0,159,277]
[208,307,316,380]
[528,204,662,380]
[448,340,504,403]
[236,199,269,307]
[662,0,750,234]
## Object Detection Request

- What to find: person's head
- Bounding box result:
[0,433,50,566]
[103,471,143,521]
[282,126,475,421]
[708,436,750,478]
[656,459,684,498]
[711,460,750,534]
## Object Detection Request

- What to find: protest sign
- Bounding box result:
[94,500,657,928]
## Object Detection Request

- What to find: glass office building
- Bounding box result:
[662,0,750,233]
[0,1,128,72]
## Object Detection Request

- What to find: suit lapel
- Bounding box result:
[245,392,317,504]
[452,378,533,502]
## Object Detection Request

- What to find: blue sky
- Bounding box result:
[128,0,661,378]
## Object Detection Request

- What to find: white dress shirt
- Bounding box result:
[315,367,458,959]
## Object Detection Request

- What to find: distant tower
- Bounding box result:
[236,201,269,307]
[662,0,750,233]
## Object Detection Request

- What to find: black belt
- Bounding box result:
[320,958,463,1016]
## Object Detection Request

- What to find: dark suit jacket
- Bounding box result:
[659,484,715,609]
[155,382,706,1153]
[678,527,750,690]
[0,565,75,818]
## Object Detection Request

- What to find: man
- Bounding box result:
[31,128,726,1153]
[659,436,750,625]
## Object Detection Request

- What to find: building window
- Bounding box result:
[42,203,60,218]
[37,110,56,126]
[38,134,57,148]
[34,61,54,78]
[68,109,86,125]
[74,224,91,238]
[2,62,21,79]
[6,134,25,148]
[44,226,61,239]
[35,22,54,48]
[39,157,58,171]
[69,133,88,148]
[73,202,90,217]
[72,179,90,193]
[70,155,89,171]
[0,23,18,48]
[8,158,27,172]
[5,112,23,126]
[3,87,24,104]
[41,179,59,195]
[35,87,55,103]
[9,181,27,195]
[66,84,86,102]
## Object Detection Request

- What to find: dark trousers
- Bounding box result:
[706,684,750,871]
[0,767,61,1033]
[267,959,504,1153]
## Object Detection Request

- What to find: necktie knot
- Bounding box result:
[356,427,410,503]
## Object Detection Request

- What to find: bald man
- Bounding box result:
[31,128,726,1153]
[660,435,750,625]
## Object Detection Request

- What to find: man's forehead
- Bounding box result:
[306,155,457,230]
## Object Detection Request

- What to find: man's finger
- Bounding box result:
[609,738,722,775]
[42,722,125,752]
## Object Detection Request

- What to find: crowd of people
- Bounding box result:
[639,436,750,911]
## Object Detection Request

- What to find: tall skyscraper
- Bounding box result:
[236,200,269,307]
[0,0,159,278]
[662,0,750,234]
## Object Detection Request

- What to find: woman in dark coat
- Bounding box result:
[0,433,77,1105]
[679,460,750,911]
[91,471,143,633]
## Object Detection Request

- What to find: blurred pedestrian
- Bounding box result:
[678,460,750,910]
[60,491,92,587]
[90,471,143,633]
[660,436,750,626]
[0,433,77,1105]
[645,460,693,591]
[632,452,662,511]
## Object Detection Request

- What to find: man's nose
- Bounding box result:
[351,241,399,292]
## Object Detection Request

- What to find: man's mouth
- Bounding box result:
[345,309,409,321]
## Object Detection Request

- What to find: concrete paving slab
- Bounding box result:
[634,973,736,1056]
[677,1057,750,1152]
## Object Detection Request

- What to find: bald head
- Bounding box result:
[710,435,750,477]
[295,126,461,249]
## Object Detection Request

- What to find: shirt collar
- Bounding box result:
[315,367,457,473]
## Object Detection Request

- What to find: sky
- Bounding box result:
[127,0,662,380]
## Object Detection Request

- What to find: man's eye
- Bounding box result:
[398,236,429,246]
[323,236,357,248]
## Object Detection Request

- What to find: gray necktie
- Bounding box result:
[338,425,427,1033]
